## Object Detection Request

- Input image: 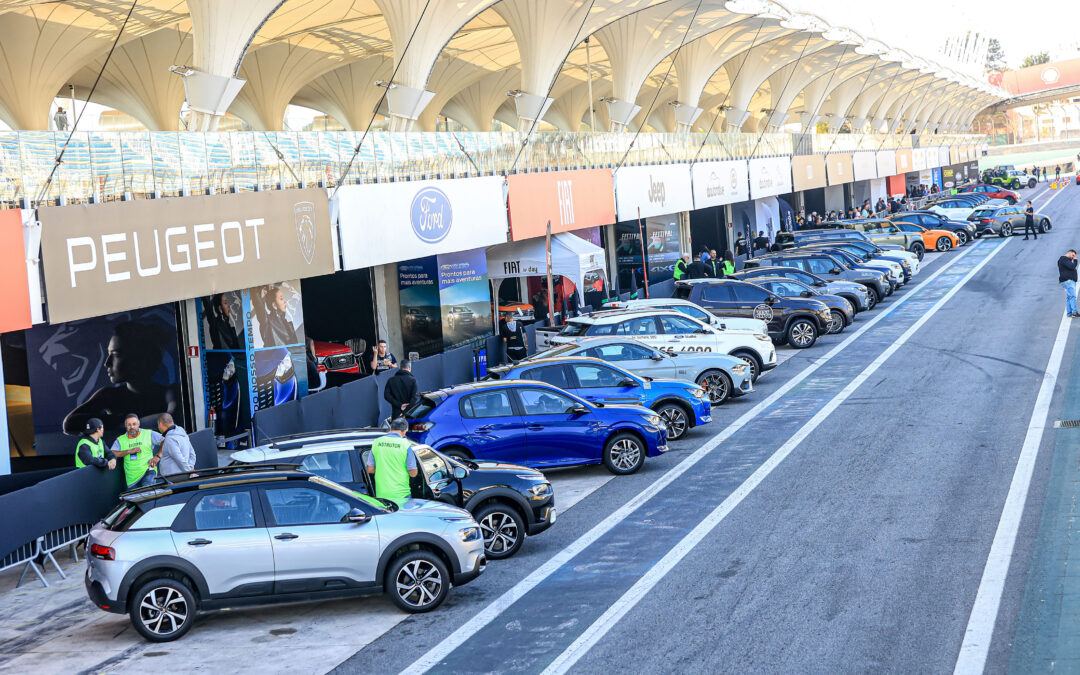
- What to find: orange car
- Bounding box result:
[497,302,534,321]
[891,222,960,252]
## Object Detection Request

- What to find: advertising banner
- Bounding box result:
[691,159,749,209]
[895,148,913,174]
[942,165,958,189]
[826,153,854,186]
[791,155,827,191]
[938,147,950,167]
[950,146,960,164]
[614,164,693,221]
[876,150,897,178]
[853,152,877,181]
[337,176,508,271]
[615,215,682,289]
[959,146,969,162]
[912,148,927,172]
[438,249,492,350]
[932,167,943,190]
[748,156,793,199]
[39,188,333,324]
[507,169,615,241]
[397,258,443,359]
[24,304,184,456]
[0,209,31,333]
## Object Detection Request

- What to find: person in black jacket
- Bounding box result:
[500,316,528,362]
[687,256,706,279]
[383,360,418,418]
[1023,200,1037,240]
[1059,249,1078,318]
[753,231,770,254]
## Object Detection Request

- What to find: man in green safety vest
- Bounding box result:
[75,417,116,471]
[109,413,164,489]
[364,418,418,506]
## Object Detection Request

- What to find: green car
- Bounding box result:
[819,219,927,260]
[982,167,1036,190]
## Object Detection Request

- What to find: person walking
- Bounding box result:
[384,359,419,417]
[365,418,418,506]
[370,339,398,374]
[53,107,68,132]
[153,413,196,477]
[734,233,747,256]
[1059,249,1078,318]
[673,254,690,280]
[500,315,528,362]
[75,418,116,470]
[1023,200,1038,240]
[110,413,162,489]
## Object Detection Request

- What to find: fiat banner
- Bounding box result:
[614,164,693,221]
[691,159,749,209]
[337,176,508,271]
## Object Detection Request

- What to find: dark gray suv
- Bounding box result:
[743,252,892,307]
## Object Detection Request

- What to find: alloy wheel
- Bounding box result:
[790,322,815,348]
[395,559,444,609]
[736,355,759,381]
[138,586,189,637]
[658,406,688,440]
[1001,223,1013,237]
[610,438,642,471]
[700,372,730,404]
[479,511,520,555]
[956,231,968,245]
[936,238,952,252]
[828,311,843,334]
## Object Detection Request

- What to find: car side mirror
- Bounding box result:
[650,353,665,361]
[568,404,589,415]
[765,296,777,305]
[831,268,842,275]
[452,465,468,480]
[814,281,826,287]
[346,508,371,524]
[618,378,637,387]
[800,290,812,298]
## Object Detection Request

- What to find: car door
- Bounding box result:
[581,342,675,379]
[513,386,601,466]
[411,445,462,507]
[729,283,781,331]
[170,489,276,597]
[260,483,379,592]
[656,314,718,354]
[458,389,529,465]
[567,362,644,406]
[692,284,739,317]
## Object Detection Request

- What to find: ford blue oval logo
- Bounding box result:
[411,187,452,243]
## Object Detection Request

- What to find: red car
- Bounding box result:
[956,184,1019,204]
[311,339,359,374]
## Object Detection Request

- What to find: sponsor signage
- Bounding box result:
[912,148,927,172]
[614,164,693,221]
[853,152,877,181]
[39,188,333,324]
[895,148,913,174]
[825,153,854,186]
[0,209,32,332]
[691,159,749,209]
[959,146,969,162]
[950,146,960,164]
[748,156,792,199]
[938,147,950,167]
[791,155,827,191]
[876,150,897,178]
[337,176,507,271]
[507,169,615,241]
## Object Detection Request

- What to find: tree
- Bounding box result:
[1022,52,1050,68]
[985,38,1006,73]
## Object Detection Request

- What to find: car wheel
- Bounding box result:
[602,432,646,475]
[441,446,472,461]
[1000,223,1013,237]
[1041,219,1052,233]
[730,351,761,382]
[129,578,196,642]
[654,402,690,441]
[786,318,818,349]
[386,550,450,613]
[955,231,968,246]
[696,370,732,405]
[475,503,524,560]
[1029,179,1037,188]
[865,286,880,309]
[936,237,952,252]
[827,310,844,334]
[1010,181,1020,191]
[909,242,925,260]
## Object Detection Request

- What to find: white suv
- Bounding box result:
[604,298,768,334]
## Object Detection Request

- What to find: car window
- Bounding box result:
[701,285,733,302]
[586,323,615,336]
[917,215,938,226]
[777,259,808,272]
[558,322,590,337]
[669,305,712,322]
[731,284,771,302]
[805,258,835,274]
[460,390,515,418]
[413,446,450,482]
[521,364,572,389]
[769,281,805,296]
[298,451,353,484]
[572,364,630,388]
[614,317,657,335]
[518,388,580,415]
[658,315,704,334]
[192,491,256,530]
[264,486,352,526]
[583,343,655,361]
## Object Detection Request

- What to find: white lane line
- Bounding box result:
[1036,182,1069,211]
[953,309,1073,675]
[398,240,991,675]
[542,237,1014,675]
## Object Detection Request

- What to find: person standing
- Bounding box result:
[687,255,706,279]
[110,413,162,489]
[1023,200,1038,240]
[753,231,769,254]
[500,315,528,362]
[721,250,736,276]
[75,418,116,470]
[673,254,689,280]
[734,233,748,257]
[153,413,196,477]
[704,250,721,278]
[365,418,418,506]
[370,339,398,374]
[1055,165,1061,183]
[53,107,68,132]
[1059,249,1078,318]
[383,359,419,417]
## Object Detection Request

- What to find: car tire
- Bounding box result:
[441,446,472,461]
[936,237,952,252]
[1010,181,1020,191]
[865,286,880,309]
[785,318,818,349]
[955,231,968,246]
[602,432,646,475]
[129,577,197,643]
[386,549,450,613]
[827,310,845,334]
[654,402,690,441]
[1029,179,1037,189]
[909,241,925,260]
[475,502,525,560]
[1041,219,1052,233]
[729,350,761,382]
[696,369,732,405]
[1000,223,1013,237]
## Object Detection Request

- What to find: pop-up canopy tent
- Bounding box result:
[486,232,609,311]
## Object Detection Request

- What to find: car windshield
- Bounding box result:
[971,208,996,218]
[405,396,440,419]
[309,476,392,513]
[559,322,590,336]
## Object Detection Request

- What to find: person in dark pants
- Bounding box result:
[1058,249,1078,318]
[383,360,418,418]
[1023,200,1038,240]
[500,316,528,362]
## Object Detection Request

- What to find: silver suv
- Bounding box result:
[84,465,486,642]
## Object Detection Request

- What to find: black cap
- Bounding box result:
[85,418,104,432]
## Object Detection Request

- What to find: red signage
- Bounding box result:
[506,169,615,241]
[0,210,31,333]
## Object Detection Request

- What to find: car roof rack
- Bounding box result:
[264,427,385,445]
[120,463,304,500]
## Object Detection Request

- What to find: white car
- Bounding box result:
[602,298,768,334]
[928,197,1007,222]
[551,309,777,381]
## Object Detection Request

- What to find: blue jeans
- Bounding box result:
[1062,280,1077,316]
[126,469,157,490]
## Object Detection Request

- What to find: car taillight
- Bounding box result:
[90,543,115,560]
[410,422,434,432]
[981,219,991,223]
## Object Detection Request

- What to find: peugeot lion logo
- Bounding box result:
[293,201,317,264]
[411,187,452,243]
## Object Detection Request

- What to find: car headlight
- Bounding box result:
[817,309,831,321]
[646,414,662,427]
[459,526,481,542]
[689,387,706,399]
[525,482,552,499]
[731,363,748,376]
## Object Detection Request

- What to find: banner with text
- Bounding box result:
[826,153,854,186]
[791,155,827,192]
[507,169,615,241]
[614,164,693,221]
[853,152,877,181]
[748,156,793,199]
[691,159,749,209]
[437,249,492,350]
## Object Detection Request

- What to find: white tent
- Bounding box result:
[486,233,608,296]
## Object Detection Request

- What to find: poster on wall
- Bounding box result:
[25,304,184,455]
[730,200,757,254]
[614,216,681,289]
[614,164,694,221]
[437,249,492,349]
[196,292,247,439]
[243,281,307,418]
[398,257,444,359]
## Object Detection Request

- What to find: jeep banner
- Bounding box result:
[614,164,693,221]
[337,176,508,270]
[39,188,333,324]
[690,159,749,209]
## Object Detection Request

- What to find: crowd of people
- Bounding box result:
[76,412,197,489]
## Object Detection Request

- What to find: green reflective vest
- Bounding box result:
[722,260,735,276]
[75,437,104,468]
[117,429,155,485]
[673,260,687,280]
[370,435,413,506]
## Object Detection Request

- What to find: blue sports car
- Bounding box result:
[405,381,668,475]
[488,356,711,441]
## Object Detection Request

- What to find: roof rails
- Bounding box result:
[264,427,385,446]
[121,463,304,500]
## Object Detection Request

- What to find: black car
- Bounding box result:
[729,266,873,313]
[890,211,977,245]
[232,430,555,559]
[796,241,912,283]
[674,279,832,349]
[744,252,892,307]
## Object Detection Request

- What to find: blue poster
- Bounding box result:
[932,167,943,191]
[437,249,492,349]
[398,256,443,358]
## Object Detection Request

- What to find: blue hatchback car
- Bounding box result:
[488,357,711,442]
[405,381,668,475]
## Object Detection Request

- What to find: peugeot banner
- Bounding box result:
[337,176,508,270]
[691,159,749,209]
[614,164,693,221]
[39,188,333,324]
